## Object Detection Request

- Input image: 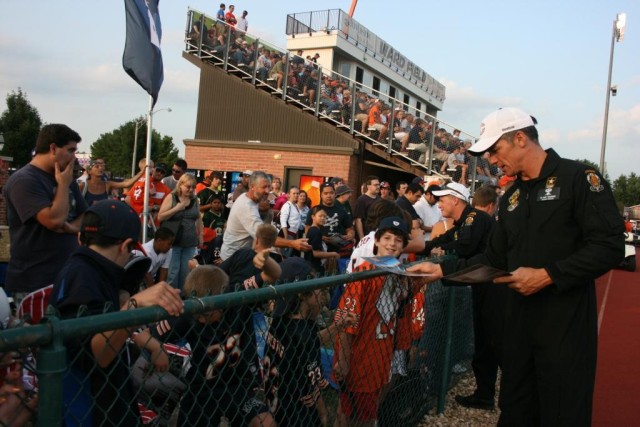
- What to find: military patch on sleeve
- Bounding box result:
[586,172,604,192]
[465,216,474,226]
[507,189,520,211]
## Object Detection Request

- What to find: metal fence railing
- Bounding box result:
[0,266,473,426]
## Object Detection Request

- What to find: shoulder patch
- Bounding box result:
[586,172,604,192]
[465,216,474,226]
[507,189,520,212]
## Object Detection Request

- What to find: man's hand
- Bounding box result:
[54,161,74,189]
[405,262,444,280]
[332,359,349,384]
[150,346,169,373]
[292,238,312,252]
[493,267,552,296]
[0,384,38,427]
[0,356,38,427]
[253,249,271,270]
[335,311,357,330]
[133,282,184,316]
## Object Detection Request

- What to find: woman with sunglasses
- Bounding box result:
[80,158,146,205]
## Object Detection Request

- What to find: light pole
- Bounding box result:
[130,107,172,176]
[600,13,626,175]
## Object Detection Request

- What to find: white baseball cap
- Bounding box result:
[469,107,536,154]
[432,182,470,202]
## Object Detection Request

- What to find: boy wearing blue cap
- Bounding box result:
[51,200,183,426]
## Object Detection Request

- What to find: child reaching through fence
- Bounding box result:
[152,263,277,426]
[332,216,423,427]
[263,257,357,427]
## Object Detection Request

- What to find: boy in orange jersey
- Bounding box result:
[333,216,424,426]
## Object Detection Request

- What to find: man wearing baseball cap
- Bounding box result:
[335,184,354,219]
[409,107,624,425]
[50,200,184,424]
[424,182,493,260]
[232,170,253,202]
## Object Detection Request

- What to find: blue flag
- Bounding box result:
[123,0,164,106]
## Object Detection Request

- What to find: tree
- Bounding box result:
[574,158,610,182]
[612,173,640,208]
[0,89,42,167]
[91,119,179,178]
[574,158,599,171]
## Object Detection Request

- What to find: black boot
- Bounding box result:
[454,393,494,410]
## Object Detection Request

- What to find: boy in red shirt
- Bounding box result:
[126,163,171,225]
[333,216,422,426]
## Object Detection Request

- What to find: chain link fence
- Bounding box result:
[0,265,472,426]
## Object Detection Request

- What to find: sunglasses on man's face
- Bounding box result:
[172,169,183,174]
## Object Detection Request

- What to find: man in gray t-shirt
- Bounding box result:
[5,124,87,296]
[221,172,312,260]
[161,158,187,191]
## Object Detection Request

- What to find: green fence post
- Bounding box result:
[37,314,66,426]
[437,285,457,414]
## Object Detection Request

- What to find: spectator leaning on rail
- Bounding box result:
[220,171,311,261]
[50,200,183,426]
[407,107,625,426]
[4,124,88,303]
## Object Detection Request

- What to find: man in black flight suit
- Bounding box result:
[408,107,625,427]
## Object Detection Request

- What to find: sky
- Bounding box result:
[0,1,638,179]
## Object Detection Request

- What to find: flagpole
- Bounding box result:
[142,94,154,242]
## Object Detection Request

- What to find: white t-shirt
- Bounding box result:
[236,16,248,32]
[132,240,172,278]
[220,193,262,260]
[161,175,179,191]
[414,197,443,241]
[279,201,302,234]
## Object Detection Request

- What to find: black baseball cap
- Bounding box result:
[81,200,141,243]
[425,184,441,194]
[271,258,312,318]
[155,163,168,173]
[377,216,409,237]
[320,182,335,192]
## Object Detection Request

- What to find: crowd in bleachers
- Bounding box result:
[185,9,505,190]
